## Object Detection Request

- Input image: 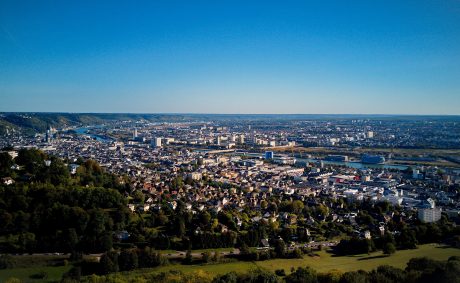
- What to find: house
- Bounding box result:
[115,230,130,240]
[2,177,14,185]
[128,204,136,212]
[260,239,270,249]
[69,164,80,175]
[364,230,371,239]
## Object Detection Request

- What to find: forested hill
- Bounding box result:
[0,113,204,135]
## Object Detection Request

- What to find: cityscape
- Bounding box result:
[0,113,459,282]
[1,1,460,283]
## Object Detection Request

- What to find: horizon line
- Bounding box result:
[1,111,460,117]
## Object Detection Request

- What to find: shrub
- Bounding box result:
[29,271,48,279]
[275,269,286,276]
[383,243,396,255]
[0,254,15,269]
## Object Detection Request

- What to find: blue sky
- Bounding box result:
[1,0,459,114]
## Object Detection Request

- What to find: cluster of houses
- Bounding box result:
[1,121,460,243]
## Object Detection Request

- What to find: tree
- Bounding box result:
[213,272,238,283]
[274,239,286,258]
[200,211,211,226]
[275,269,286,276]
[184,249,193,264]
[175,218,186,237]
[118,249,138,271]
[292,248,303,259]
[202,251,211,263]
[0,152,13,178]
[15,148,46,176]
[260,200,268,210]
[317,204,329,218]
[242,269,280,283]
[99,232,113,252]
[406,257,444,272]
[240,242,250,255]
[212,251,220,262]
[339,271,368,283]
[0,255,15,269]
[398,228,417,249]
[42,157,70,185]
[171,176,184,189]
[18,232,36,253]
[372,265,405,283]
[138,247,166,268]
[292,200,305,214]
[132,191,145,204]
[317,270,343,283]
[285,267,318,283]
[383,242,396,255]
[99,251,119,274]
[334,238,374,256]
[66,228,79,253]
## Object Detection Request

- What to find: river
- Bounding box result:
[74,127,113,143]
[237,152,408,170]
[296,158,408,170]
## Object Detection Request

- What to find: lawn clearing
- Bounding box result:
[139,244,459,277]
[0,266,72,283]
[256,244,460,273]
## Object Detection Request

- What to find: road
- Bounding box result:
[6,241,338,260]
[162,240,338,259]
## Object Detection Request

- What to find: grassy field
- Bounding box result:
[0,266,72,283]
[128,244,459,277]
[255,244,460,273]
[2,244,458,282]
[0,255,72,283]
[1,255,69,269]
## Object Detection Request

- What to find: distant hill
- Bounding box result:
[0,113,103,135]
[0,113,198,135]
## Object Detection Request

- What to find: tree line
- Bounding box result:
[61,256,460,283]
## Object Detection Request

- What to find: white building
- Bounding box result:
[418,208,442,223]
[384,194,403,206]
[152,137,162,148]
[164,138,175,144]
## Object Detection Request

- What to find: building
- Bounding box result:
[418,208,442,223]
[186,172,202,181]
[265,151,274,160]
[133,128,138,139]
[45,129,52,143]
[1,151,18,159]
[364,230,371,239]
[152,137,162,148]
[69,164,80,175]
[418,198,436,209]
[412,168,423,179]
[2,177,14,185]
[325,155,349,162]
[367,131,374,138]
[361,154,385,164]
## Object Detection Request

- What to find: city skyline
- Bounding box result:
[1,1,460,114]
